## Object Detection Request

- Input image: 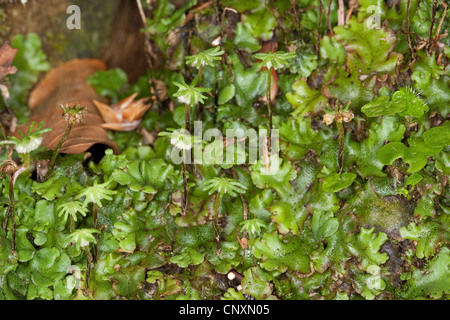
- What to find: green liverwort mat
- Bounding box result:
[0,0,449,300]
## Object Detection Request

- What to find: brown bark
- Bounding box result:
[101,0,148,84]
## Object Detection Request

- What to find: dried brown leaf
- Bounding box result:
[16,59,118,154]
[94,92,151,131]
[0,42,18,79]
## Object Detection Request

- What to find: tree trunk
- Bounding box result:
[101,0,148,83]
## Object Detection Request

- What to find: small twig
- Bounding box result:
[83,246,93,298]
[227,269,244,282]
[180,1,214,27]
[427,0,437,52]
[345,5,354,24]
[185,103,191,133]
[136,0,161,104]
[317,0,323,58]
[338,0,345,26]
[326,0,333,36]
[266,68,273,154]
[430,1,448,52]
[195,104,202,122]
[406,0,416,62]
[231,166,248,266]
[289,0,302,39]
[435,2,448,38]
[191,65,204,123]
[337,120,344,174]
[182,159,189,215]
[262,135,270,174]
[93,203,98,264]
[219,7,238,42]
[213,0,220,15]
[69,215,75,233]
[136,0,147,28]
[3,166,26,255]
[213,192,221,255]
[265,0,288,48]
[3,175,14,241]
[231,167,248,222]
[191,64,204,87]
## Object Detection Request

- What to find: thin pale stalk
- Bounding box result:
[192,66,204,123]
[69,215,75,233]
[83,246,93,297]
[2,179,12,231]
[265,0,287,48]
[338,0,345,26]
[404,115,414,139]
[136,0,147,25]
[327,0,333,35]
[182,151,189,215]
[93,203,98,264]
[136,0,161,104]
[185,104,191,133]
[317,0,322,58]
[213,192,221,254]
[191,65,204,87]
[336,120,344,173]
[427,0,437,52]
[22,152,31,170]
[8,175,16,254]
[406,0,415,61]
[290,0,301,37]
[430,1,447,52]
[231,167,247,221]
[231,167,248,269]
[266,68,272,154]
[3,166,25,255]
